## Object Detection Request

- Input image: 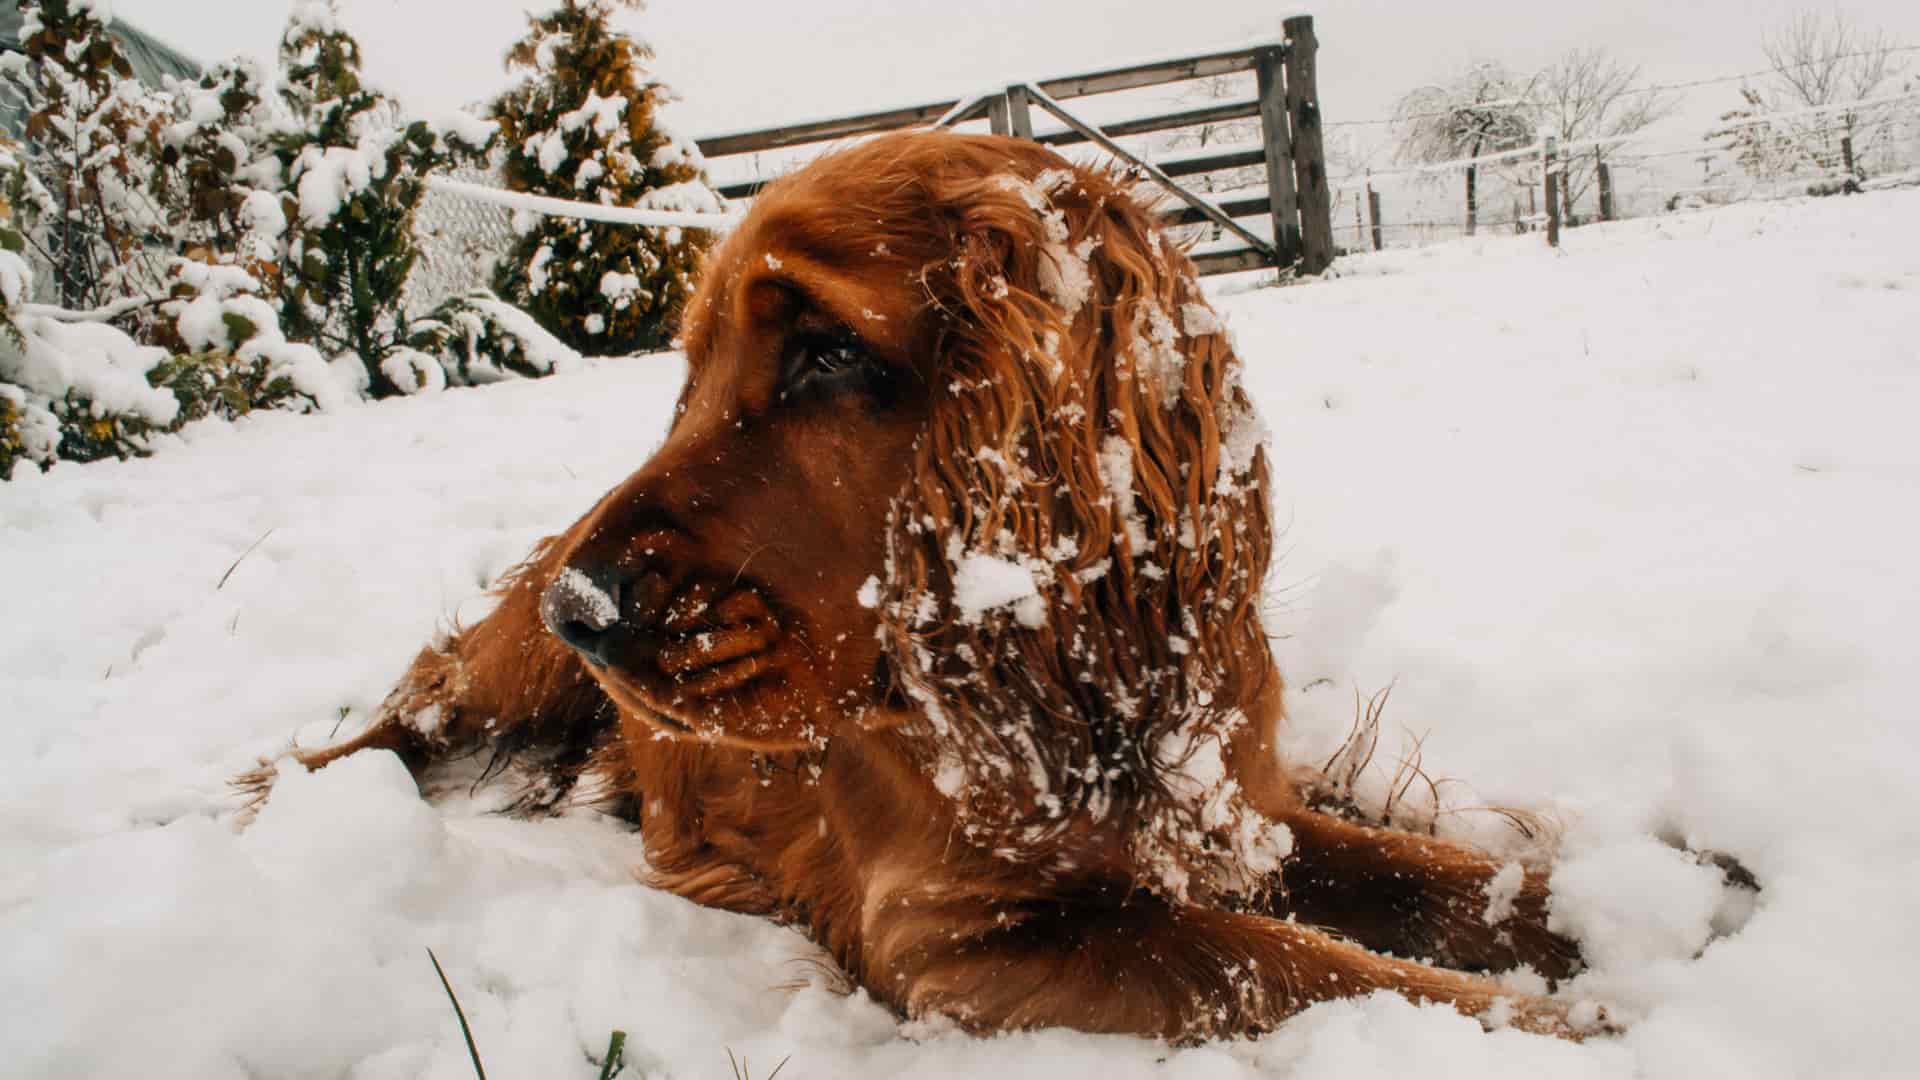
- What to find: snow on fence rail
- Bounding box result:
[423,177,743,230]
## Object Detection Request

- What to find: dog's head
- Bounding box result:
[543,131,1276,851]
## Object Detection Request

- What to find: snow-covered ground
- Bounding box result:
[4,189,1918,1079]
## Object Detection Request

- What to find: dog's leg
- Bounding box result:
[867,891,1599,1041]
[1220,695,1580,980]
[1268,808,1582,980]
[236,537,620,814]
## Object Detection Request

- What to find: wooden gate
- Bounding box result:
[692,15,1334,277]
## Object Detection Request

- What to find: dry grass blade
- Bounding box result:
[216,528,275,591]
[726,1048,792,1080]
[426,947,487,1080]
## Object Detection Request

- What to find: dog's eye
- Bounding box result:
[782,332,873,396]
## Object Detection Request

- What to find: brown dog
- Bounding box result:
[245,130,1597,1041]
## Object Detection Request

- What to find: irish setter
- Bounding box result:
[245,130,1605,1041]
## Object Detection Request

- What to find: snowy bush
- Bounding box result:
[272,0,495,398]
[155,57,292,275]
[0,1,174,320]
[415,289,583,385]
[0,0,682,481]
[160,259,352,420]
[490,0,719,355]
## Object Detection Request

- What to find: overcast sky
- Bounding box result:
[114,0,1920,159]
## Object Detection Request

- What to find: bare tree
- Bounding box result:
[1757,8,1908,177]
[1536,48,1674,223]
[1151,72,1264,196]
[1392,61,1537,235]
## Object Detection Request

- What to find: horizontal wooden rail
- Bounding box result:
[1032,98,1262,147]
[1159,146,1265,179]
[1190,247,1272,275]
[695,45,1276,160]
[715,177,768,199]
[1031,44,1267,101]
[1160,193,1271,226]
[697,99,962,157]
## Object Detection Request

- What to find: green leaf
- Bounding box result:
[221,312,259,344]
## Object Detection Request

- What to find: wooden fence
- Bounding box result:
[691,15,1335,277]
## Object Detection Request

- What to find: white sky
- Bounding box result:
[115,0,1920,159]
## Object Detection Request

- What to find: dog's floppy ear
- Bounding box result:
[872,155,1278,875]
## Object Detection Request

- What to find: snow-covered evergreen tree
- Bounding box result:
[491,0,719,355]
[273,0,493,398]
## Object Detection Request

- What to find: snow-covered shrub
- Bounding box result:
[490,0,719,355]
[272,0,495,398]
[159,259,352,420]
[0,126,176,474]
[0,242,355,478]
[1,308,182,467]
[0,1,173,319]
[415,288,583,385]
[0,382,61,479]
[155,57,292,275]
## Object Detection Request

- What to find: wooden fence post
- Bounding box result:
[1841,134,1856,182]
[1596,157,1615,221]
[987,94,1012,136]
[1254,45,1301,269]
[1282,15,1333,274]
[1004,84,1034,140]
[1366,183,1381,251]
[1542,134,1561,248]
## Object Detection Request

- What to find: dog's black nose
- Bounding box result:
[540,566,623,665]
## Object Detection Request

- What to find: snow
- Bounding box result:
[950,552,1043,625]
[1481,861,1525,926]
[1,314,180,428]
[435,290,583,381]
[550,567,619,630]
[4,189,1920,1077]
[426,108,500,152]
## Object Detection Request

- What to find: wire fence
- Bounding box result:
[1320,83,1920,256]
[410,156,520,310]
